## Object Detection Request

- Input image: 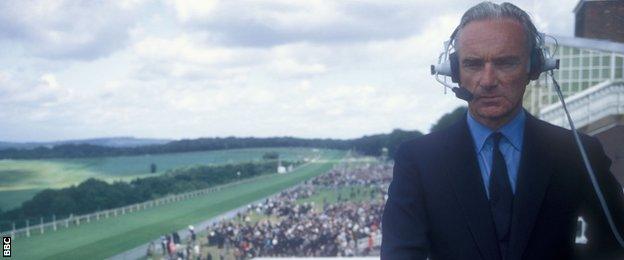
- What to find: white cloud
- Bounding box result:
[167,0,219,22]
[134,36,235,64]
[0,73,72,106]
[0,0,143,60]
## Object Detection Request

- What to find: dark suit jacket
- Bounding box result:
[381,113,624,260]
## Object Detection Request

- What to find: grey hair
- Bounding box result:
[450,1,542,54]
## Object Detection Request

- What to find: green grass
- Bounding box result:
[11,150,345,259]
[0,160,94,191]
[0,147,327,210]
[0,189,42,211]
[54,147,324,177]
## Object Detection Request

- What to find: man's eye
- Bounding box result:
[494,60,520,69]
[463,61,483,70]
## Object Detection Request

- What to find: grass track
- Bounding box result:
[12,150,344,259]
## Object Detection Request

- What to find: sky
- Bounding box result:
[0,0,580,142]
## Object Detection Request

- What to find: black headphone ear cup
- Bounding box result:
[450,52,460,83]
[529,47,544,80]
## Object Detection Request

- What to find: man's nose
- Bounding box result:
[479,62,497,88]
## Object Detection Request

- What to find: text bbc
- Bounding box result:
[2,237,9,257]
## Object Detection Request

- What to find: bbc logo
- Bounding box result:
[2,237,10,257]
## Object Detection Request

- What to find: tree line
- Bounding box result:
[0,130,423,160]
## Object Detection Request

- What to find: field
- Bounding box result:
[10,150,345,259]
[0,147,324,210]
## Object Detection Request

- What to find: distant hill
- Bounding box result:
[0,130,422,160]
[0,137,171,150]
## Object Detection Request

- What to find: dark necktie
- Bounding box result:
[489,132,513,258]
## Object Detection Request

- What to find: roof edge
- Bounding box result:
[545,34,624,53]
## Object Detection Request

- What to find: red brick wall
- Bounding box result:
[575,1,624,43]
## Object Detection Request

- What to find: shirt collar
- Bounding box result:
[466,109,526,152]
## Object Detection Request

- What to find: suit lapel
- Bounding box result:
[444,117,501,260]
[507,114,554,260]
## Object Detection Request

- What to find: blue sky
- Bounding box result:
[0,0,579,142]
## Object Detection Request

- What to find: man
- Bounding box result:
[381,2,624,260]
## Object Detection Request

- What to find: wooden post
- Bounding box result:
[26,219,30,237]
[53,215,57,231]
[40,217,44,234]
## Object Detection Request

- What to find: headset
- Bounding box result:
[430,24,624,249]
[430,27,559,101]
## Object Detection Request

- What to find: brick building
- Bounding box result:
[574,0,624,43]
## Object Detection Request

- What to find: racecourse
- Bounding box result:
[11,150,344,259]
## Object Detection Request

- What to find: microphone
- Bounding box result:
[452,87,474,102]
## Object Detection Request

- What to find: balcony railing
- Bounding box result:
[540,80,624,129]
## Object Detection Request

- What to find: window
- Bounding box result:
[602,56,611,66]
[573,57,580,66]
[592,56,600,66]
[592,69,600,79]
[573,70,579,78]
[603,68,611,78]
[562,70,570,78]
[562,83,569,92]
[572,82,579,92]
[582,69,589,78]
[582,57,590,66]
[572,48,580,55]
[561,58,570,67]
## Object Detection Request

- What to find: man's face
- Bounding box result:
[457,18,530,128]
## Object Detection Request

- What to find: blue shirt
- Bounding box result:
[466,110,525,198]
